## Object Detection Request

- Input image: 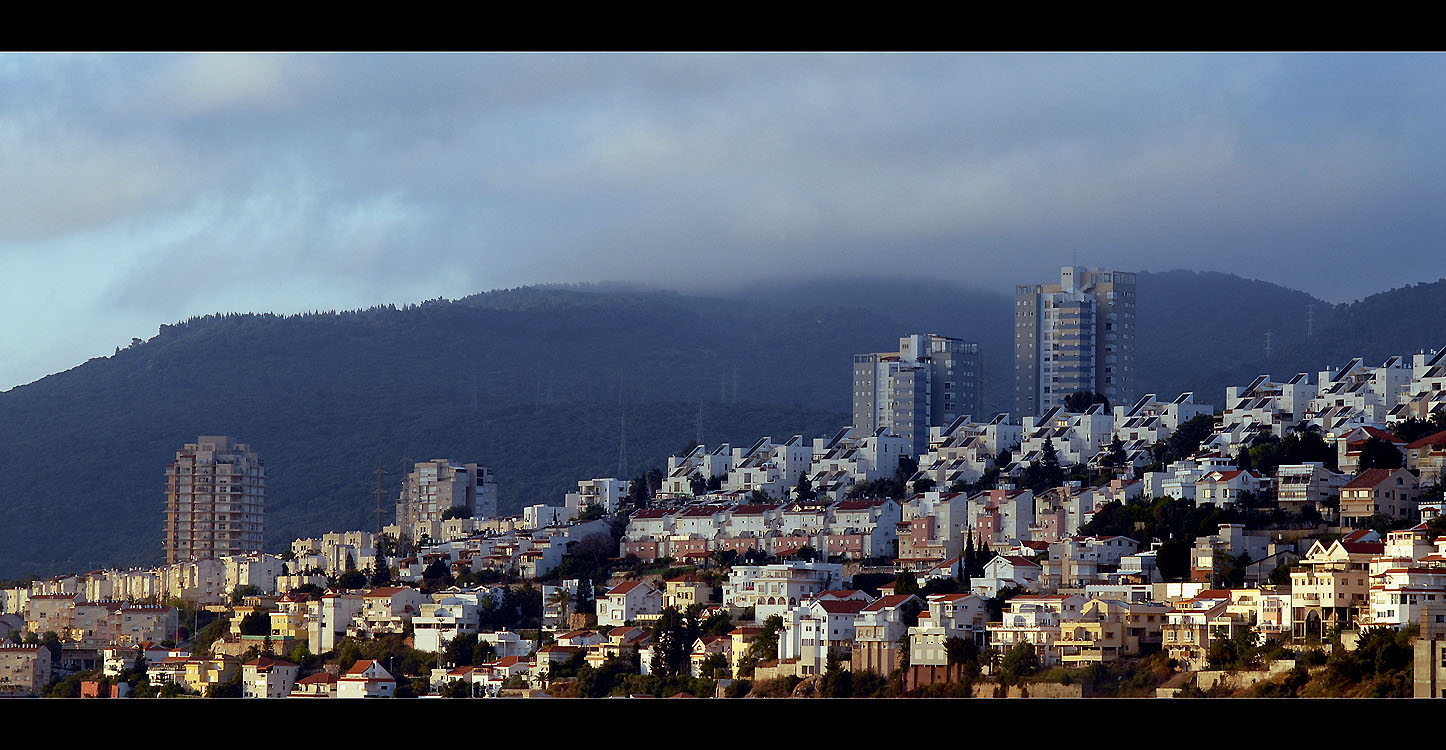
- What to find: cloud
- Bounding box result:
[3,53,1446,390]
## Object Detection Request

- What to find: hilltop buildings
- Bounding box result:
[853,333,981,457]
[395,460,498,543]
[1014,266,1137,417]
[163,436,265,565]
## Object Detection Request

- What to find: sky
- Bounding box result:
[2,52,1445,392]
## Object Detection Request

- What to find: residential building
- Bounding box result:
[1055,598,1168,666]
[852,594,920,675]
[1406,429,1446,487]
[565,478,629,515]
[338,659,396,698]
[395,460,497,544]
[242,656,299,699]
[778,598,870,676]
[1291,530,1383,638]
[1276,463,1349,514]
[1014,266,1136,417]
[1340,468,1420,527]
[986,594,1087,667]
[854,334,981,457]
[1162,590,1237,671]
[597,582,663,628]
[163,436,264,565]
[0,642,51,696]
[908,593,989,667]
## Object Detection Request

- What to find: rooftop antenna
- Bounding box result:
[1306,304,1314,338]
[697,400,704,446]
[1264,331,1273,361]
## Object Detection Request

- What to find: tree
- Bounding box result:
[229,584,262,605]
[239,609,269,637]
[371,545,392,586]
[1064,390,1109,412]
[336,568,367,590]
[1104,436,1127,472]
[546,587,574,623]
[421,559,453,589]
[999,642,1039,687]
[699,652,730,680]
[1358,437,1404,472]
[440,505,471,521]
[893,571,920,598]
[743,615,784,674]
[818,650,853,697]
[574,577,595,616]
[650,607,693,678]
[794,473,817,501]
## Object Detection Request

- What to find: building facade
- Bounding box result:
[853,333,981,457]
[1014,266,1136,418]
[163,436,265,565]
[395,460,498,543]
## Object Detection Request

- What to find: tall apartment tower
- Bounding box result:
[1014,266,1136,418]
[853,333,981,457]
[395,460,498,541]
[163,436,265,565]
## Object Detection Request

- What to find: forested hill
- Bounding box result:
[0,272,1441,579]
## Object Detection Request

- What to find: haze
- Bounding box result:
[3,52,1445,392]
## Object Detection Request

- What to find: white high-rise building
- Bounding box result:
[163,436,265,565]
[395,460,497,543]
[853,333,981,458]
[1014,267,1136,418]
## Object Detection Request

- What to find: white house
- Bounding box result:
[337,659,395,698]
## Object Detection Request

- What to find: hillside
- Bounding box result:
[1,272,1442,579]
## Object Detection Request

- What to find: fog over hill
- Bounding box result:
[0,270,1442,579]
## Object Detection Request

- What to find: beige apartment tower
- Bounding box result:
[1014,266,1136,418]
[163,436,265,565]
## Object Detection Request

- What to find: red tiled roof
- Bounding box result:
[815,600,868,615]
[1407,429,1446,449]
[608,581,647,596]
[1344,468,1402,489]
[244,656,297,670]
[861,594,915,612]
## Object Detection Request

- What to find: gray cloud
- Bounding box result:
[3,53,1446,391]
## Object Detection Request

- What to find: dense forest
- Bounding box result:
[0,272,1441,578]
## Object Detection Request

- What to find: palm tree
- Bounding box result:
[546,587,573,625]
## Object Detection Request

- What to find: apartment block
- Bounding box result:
[1014,266,1136,418]
[396,460,497,543]
[163,436,264,565]
[854,333,981,457]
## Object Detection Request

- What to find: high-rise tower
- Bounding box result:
[395,460,497,543]
[1014,266,1136,417]
[163,436,265,565]
[853,333,980,457]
